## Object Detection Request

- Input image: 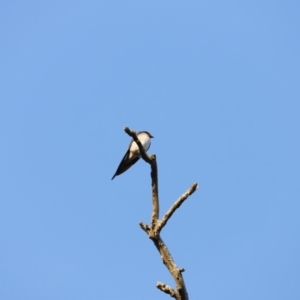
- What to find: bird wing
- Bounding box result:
[111,149,140,180]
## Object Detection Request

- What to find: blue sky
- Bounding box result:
[1,1,299,299]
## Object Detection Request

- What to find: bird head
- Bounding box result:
[143,131,154,138]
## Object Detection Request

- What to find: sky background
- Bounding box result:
[1,1,299,299]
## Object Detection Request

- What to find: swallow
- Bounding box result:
[111,131,154,180]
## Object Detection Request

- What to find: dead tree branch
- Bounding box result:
[124,127,199,300]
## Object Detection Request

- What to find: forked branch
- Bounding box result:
[124,127,199,300]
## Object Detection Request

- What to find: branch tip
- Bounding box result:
[150,154,156,160]
[157,282,178,297]
[157,182,199,233]
[139,222,150,233]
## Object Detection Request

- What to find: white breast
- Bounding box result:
[130,133,151,155]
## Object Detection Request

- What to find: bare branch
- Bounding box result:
[149,155,159,224]
[158,183,199,232]
[157,282,179,299]
[123,127,199,300]
[139,222,150,233]
[151,236,189,300]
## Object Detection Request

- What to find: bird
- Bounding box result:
[111,131,154,180]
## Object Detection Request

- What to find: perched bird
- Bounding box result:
[111,131,154,180]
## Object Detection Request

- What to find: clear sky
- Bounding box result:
[1,1,299,299]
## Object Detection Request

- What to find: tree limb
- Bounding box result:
[124,127,199,300]
[157,183,198,232]
[157,282,179,298]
